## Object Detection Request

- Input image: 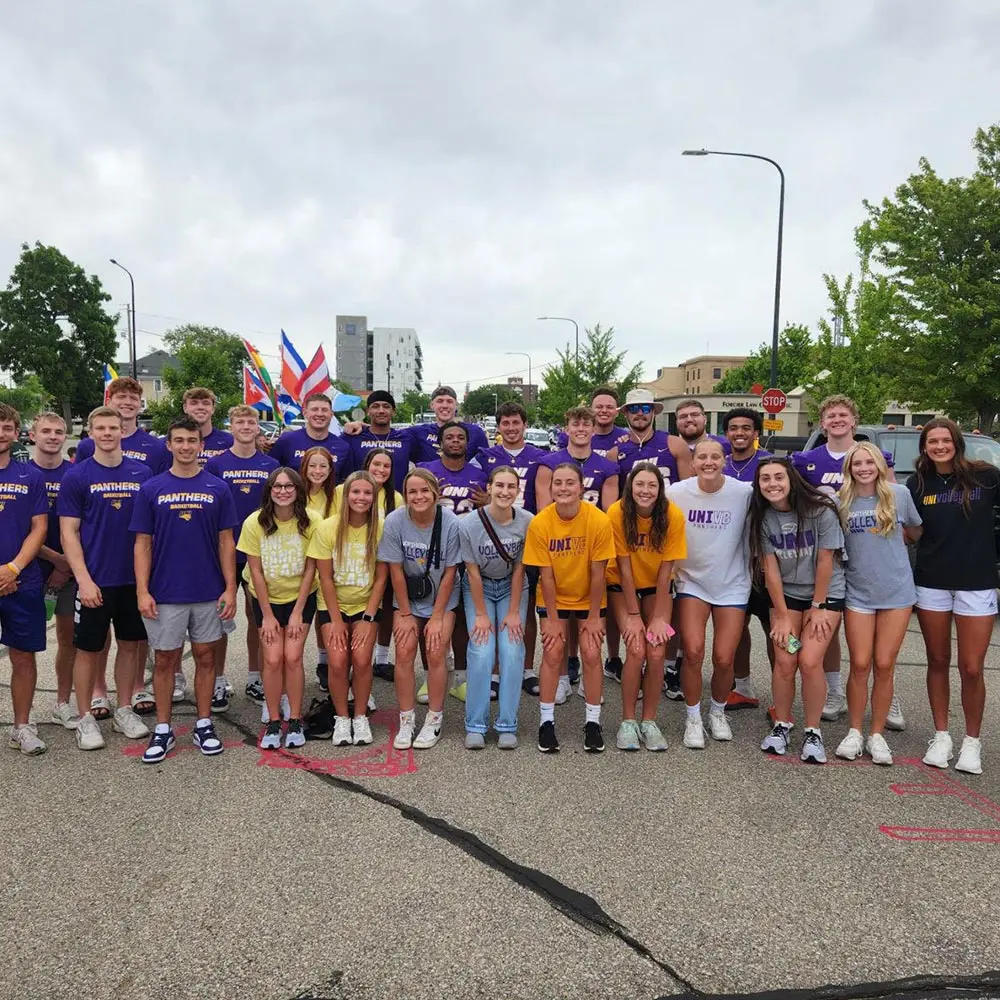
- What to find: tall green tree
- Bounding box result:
[462,383,523,418]
[0,242,119,421]
[713,323,818,394]
[857,124,1000,430]
[0,374,51,422]
[396,389,430,423]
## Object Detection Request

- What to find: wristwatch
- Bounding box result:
[361,612,378,623]
[811,601,832,610]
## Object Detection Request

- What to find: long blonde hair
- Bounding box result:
[334,471,380,575]
[839,442,896,537]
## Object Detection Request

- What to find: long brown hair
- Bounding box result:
[363,447,397,515]
[914,417,992,516]
[622,461,669,551]
[258,467,311,536]
[300,446,336,518]
[334,471,380,575]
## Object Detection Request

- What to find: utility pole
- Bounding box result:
[386,353,391,394]
[124,303,135,373]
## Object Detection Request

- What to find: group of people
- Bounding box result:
[1,377,997,773]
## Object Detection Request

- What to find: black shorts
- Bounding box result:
[250,592,317,628]
[775,594,846,614]
[536,607,608,620]
[74,584,146,652]
[317,609,365,626]
[607,585,657,599]
[746,586,771,627]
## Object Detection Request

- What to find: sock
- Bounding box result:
[826,672,842,695]
[155,722,170,735]
[709,698,726,716]
[524,669,537,679]
[665,657,678,672]
[213,677,226,695]
[317,648,328,666]
[686,703,701,719]
[585,702,601,724]
[540,702,555,724]
[400,709,415,724]
[427,709,443,725]
[452,670,466,683]
[248,670,261,683]
[491,672,500,682]
[196,717,211,729]
[734,677,753,697]
[375,644,390,664]
[805,726,821,735]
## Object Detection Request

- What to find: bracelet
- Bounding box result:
[628,611,641,616]
[6,561,20,576]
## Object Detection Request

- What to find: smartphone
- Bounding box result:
[786,634,802,654]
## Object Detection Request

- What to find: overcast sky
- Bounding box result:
[2,0,998,393]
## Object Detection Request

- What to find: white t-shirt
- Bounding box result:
[666,476,753,605]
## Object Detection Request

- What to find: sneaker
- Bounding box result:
[394,712,416,750]
[821,690,847,721]
[498,732,518,749]
[707,711,733,742]
[886,695,906,732]
[800,730,827,764]
[112,706,149,740]
[490,679,500,701]
[725,690,759,711]
[465,732,486,750]
[537,721,560,753]
[449,681,468,702]
[51,701,80,729]
[245,678,265,703]
[367,694,377,712]
[955,736,983,775]
[639,719,668,752]
[9,723,47,756]
[317,663,329,693]
[583,721,605,753]
[76,713,106,751]
[332,716,353,747]
[223,676,234,695]
[413,717,442,749]
[192,722,224,756]
[683,715,706,749]
[923,731,953,769]
[284,719,305,749]
[616,719,641,751]
[761,723,791,756]
[172,672,186,702]
[836,728,864,761]
[373,661,395,683]
[576,680,604,704]
[352,716,373,745]
[663,668,683,701]
[141,729,176,764]
[261,720,282,750]
[567,656,580,686]
[603,657,623,683]
[554,675,572,705]
[866,732,893,766]
[211,685,230,714]
[416,681,430,705]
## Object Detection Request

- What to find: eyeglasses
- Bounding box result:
[271,483,296,492]
[626,404,653,415]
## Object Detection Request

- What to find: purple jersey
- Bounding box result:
[618,432,682,490]
[58,457,151,587]
[418,459,488,516]
[474,443,548,513]
[30,458,73,572]
[198,428,234,466]
[542,448,618,509]
[205,450,279,563]
[270,428,353,482]
[75,428,169,475]
[723,448,772,483]
[409,421,490,463]
[0,459,49,590]
[556,427,630,458]
[129,469,240,604]
[792,444,895,495]
[348,427,414,492]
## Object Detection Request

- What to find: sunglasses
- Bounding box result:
[626,404,653,415]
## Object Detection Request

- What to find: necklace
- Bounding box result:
[727,454,756,479]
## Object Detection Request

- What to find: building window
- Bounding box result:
[712,367,722,380]
[881,413,905,426]
[912,413,935,426]
[153,379,162,393]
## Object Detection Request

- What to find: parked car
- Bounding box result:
[761,434,808,457]
[525,427,552,451]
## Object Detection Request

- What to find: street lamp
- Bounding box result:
[505,351,532,406]
[537,316,579,366]
[109,258,138,378]
[681,148,785,389]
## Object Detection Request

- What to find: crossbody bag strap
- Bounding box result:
[477,508,514,567]
[422,505,443,578]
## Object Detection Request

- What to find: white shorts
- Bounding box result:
[914,587,998,617]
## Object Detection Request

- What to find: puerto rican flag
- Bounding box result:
[299,345,332,401]
[243,364,270,412]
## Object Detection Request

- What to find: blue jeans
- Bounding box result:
[462,574,527,734]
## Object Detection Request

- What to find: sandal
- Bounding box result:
[131,690,156,716]
[521,675,540,697]
[90,696,112,721]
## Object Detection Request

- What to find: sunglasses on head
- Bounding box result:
[626,404,653,414]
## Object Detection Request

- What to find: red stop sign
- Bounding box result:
[761,388,787,413]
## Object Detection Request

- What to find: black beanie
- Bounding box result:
[366,390,396,408]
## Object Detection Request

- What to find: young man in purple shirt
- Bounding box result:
[60,406,152,751]
[407,385,490,462]
[344,390,414,491]
[269,392,352,480]
[617,389,692,490]
[130,418,239,764]
[555,386,631,458]
[0,404,50,755]
[205,405,279,707]
[183,387,234,465]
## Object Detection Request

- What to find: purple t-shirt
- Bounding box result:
[348,427,414,492]
[418,459,488,516]
[792,444,895,495]
[270,428,353,482]
[205,450,280,565]
[0,460,49,590]
[198,428,234,466]
[409,422,490,463]
[556,427,630,458]
[542,448,618,509]
[30,458,73,572]
[75,428,170,475]
[723,448,773,483]
[58,457,151,587]
[618,432,682,490]
[474,443,548,513]
[129,469,240,604]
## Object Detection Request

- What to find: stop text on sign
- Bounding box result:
[761,388,787,413]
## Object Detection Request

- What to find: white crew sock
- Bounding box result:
[196,717,211,729]
[375,644,391,664]
[155,722,170,735]
[523,668,537,679]
[709,698,726,716]
[317,648,328,666]
[248,670,261,683]
[686,703,701,719]
[825,672,843,695]
[734,677,754,697]
[426,709,443,725]
[665,657,678,672]
[585,702,601,724]
[539,702,555,724]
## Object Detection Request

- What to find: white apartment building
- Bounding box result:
[370,327,422,396]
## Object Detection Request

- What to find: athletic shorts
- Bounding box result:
[536,607,607,620]
[607,585,658,599]
[915,587,998,617]
[746,586,771,628]
[317,608,364,627]
[142,602,223,651]
[0,588,46,653]
[51,579,77,618]
[778,594,846,614]
[675,592,748,610]
[250,593,317,628]
[74,584,146,652]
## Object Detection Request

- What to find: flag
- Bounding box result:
[299,345,332,401]
[278,330,305,423]
[241,338,281,417]
[243,365,270,412]
[103,363,118,404]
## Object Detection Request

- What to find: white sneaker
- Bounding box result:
[576,680,604,704]
[352,716,373,745]
[51,701,80,730]
[172,672,186,703]
[554,675,572,705]
[112,706,149,740]
[836,728,864,761]
[867,732,893,766]
[332,716,353,747]
[416,681,430,705]
[683,715,706,749]
[707,711,732,742]
[821,690,847,721]
[886,695,906,732]
[394,712,416,750]
[75,713,106,751]
[413,716,442,749]
[9,723,47,756]
[367,694,377,712]
[955,736,983,775]
[761,723,791,756]
[800,730,828,764]
[923,731,953,769]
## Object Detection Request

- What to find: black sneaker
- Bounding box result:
[567,656,581,686]
[211,686,230,714]
[584,721,606,753]
[304,698,334,740]
[373,661,395,683]
[537,720,560,753]
[663,668,683,701]
[244,678,265,703]
[317,663,329,693]
[490,679,500,701]
[603,657,623,683]
[192,721,224,756]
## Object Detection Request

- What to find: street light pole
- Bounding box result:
[109,258,138,378]
[682,149,785,389]
[537,316,579,365]
[505,351,532,407]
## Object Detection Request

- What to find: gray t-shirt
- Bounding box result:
[377,506,463,617]
[459,507,534,580]
[761,504,846,601]
[842,484,921,609]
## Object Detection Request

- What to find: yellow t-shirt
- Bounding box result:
[307,489,334,519]
[605,499,687,589]
[522,502,615,611]
[307,517,385,615]
[330,483,404,519]
[237,509,320,604]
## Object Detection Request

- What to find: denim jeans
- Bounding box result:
[462,573,527,733]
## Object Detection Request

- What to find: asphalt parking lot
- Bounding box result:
[3,614,1000,1000]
